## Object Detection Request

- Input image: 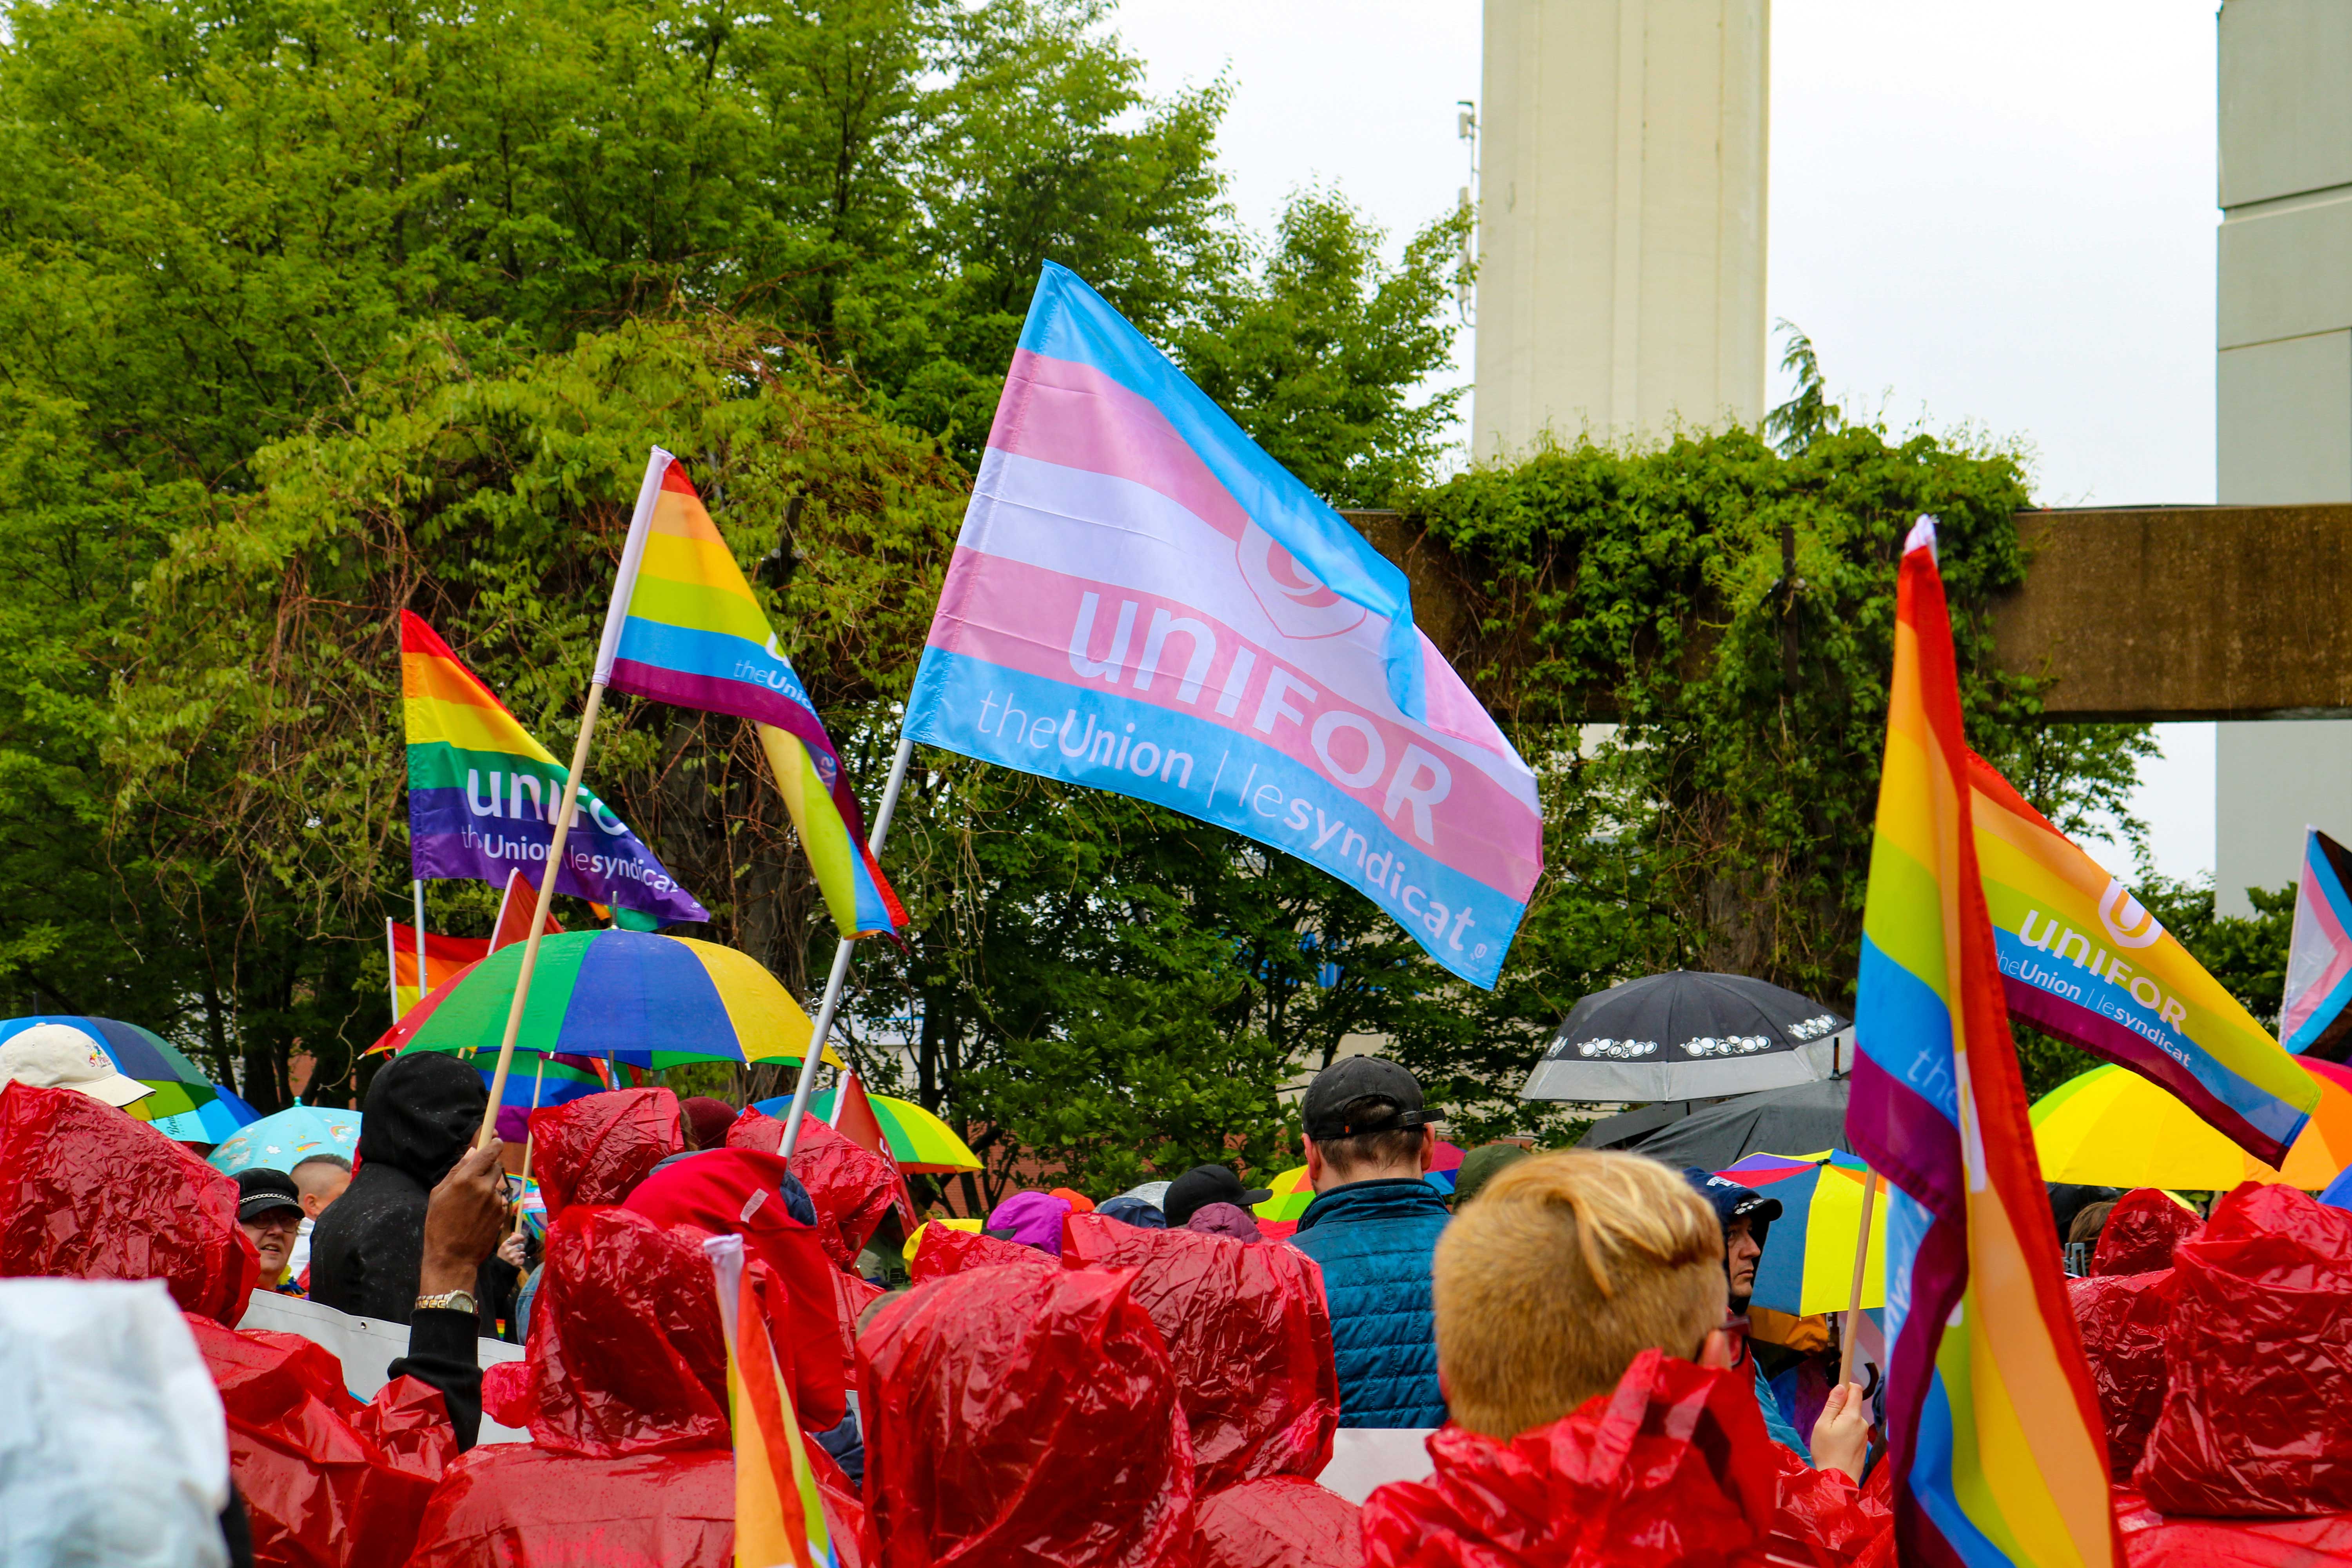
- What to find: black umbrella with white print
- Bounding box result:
[1521,969,1851,1104]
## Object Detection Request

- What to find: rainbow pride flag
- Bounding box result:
[592,455,904,940]
[1971,752,2316,1167]
[404,611,706,924]
[702,1233,838,1568]
[1849,519,2120,1568]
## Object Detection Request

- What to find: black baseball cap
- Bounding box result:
[1163,1164,1273,1228]
[235,1167,305,1223]
[1301,1057,1442,1142]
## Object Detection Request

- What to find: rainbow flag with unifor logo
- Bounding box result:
[592,454,903,941]
[404,612,706,924]
[1848,517,2120,1568]
[702,1233,838,1568]
[1969,753,2316,1167]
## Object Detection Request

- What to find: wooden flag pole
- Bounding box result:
[1839,1169,1882,1388]
[510,1054,547,1237]
[775,735,916,1163]
[477,682,606,1147]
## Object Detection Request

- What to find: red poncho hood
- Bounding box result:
[2091,1188,2202,1276]
[728,1107,905,1270]
[485,1204,731,1457]
[624,1148,850,1432]
[0,1081,257,1324]
[529,1087,682,1220]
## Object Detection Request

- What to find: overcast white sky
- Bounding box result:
[1112,0,2222,880]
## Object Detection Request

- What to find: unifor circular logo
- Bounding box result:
[2097,878,2164,950]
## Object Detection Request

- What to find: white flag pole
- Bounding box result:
[475,449,670,1148]
[775,734,915,1162]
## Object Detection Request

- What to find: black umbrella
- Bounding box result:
[1601,1078,1853,1170]
[1521,969,1849,1104]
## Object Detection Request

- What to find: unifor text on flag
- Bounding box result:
[902,262,1542,988]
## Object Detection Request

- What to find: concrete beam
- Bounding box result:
[1993,504,2352,722]
[1347,505,2352,724]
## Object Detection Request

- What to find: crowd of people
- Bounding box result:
[5,1016,2352,1566]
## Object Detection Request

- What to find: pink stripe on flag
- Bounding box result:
[928,548,1542,899]
[988,351,1254,545]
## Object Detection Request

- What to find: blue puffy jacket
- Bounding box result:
[1289,1178,1451,1427]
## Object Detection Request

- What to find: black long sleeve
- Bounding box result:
[389,1305,483,1450]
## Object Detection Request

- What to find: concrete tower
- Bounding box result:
[1472,0,1770,459]
[2213,0,2352,913]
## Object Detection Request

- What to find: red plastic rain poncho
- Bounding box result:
[413,1205,872,1567]
[2069,1271,2172,1480]
[1358,1349,1889,1568]
[909,1218,1058,1283]
[185,1313,459,1568]
[528,1087,682,1220]
[1062,1211,1339,1491]
[728,1108,906,1270]
[624,1149,849,1432]
[2112,1487,2352,1566]
[862,1263,1196,1568]
[1192,1476,1361,1568]
[2092,1189,2202,1277]
[2136,1181,2352,1516]
[0,1082,257,1324]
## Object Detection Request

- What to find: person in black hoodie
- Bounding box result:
[310,1052,514,1330]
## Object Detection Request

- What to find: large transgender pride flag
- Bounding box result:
[902,263,1541,987]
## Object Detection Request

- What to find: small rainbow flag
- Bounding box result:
[592,452,904,940]
[404,611,706,924]
[702,1233,838,1568]
[1849,518,2120,1568]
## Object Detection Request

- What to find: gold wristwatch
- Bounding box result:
[415,1290,477,1316]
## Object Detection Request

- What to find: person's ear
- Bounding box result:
[1419,1126,1436,1172]
[1303,1137,1323,1182]
[1696,1328,1735,1370]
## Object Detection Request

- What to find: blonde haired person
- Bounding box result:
[1359,1152,1884,1566]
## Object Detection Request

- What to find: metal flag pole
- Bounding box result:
[775,735,916,1162]
[383,918,401,1021]
[412,879,429,1004]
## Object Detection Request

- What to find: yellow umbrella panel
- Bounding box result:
[2030,1060,2352,1191]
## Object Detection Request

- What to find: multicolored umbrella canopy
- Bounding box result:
[0,1015,259,1142]
[208,1106,363,1175]
[2032,1057,2352,1190]
[1715,1151,1887,1316]
[141,1089,260,1145]
[759,1089,984,1174]
[376,930,842,1070]
[1252,1140,1466,1224]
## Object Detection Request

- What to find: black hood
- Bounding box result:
[357,1051,488,1188]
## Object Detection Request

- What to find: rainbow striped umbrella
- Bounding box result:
[1252,1140,1466,1223]
[377,930,842,1070]
[1716,1150,1887,1316]
[760,1089,984,1173]
[0,1015,259,1140]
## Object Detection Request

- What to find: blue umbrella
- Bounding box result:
[207,1106,363,1176]
[2321,1162,2352,1213]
